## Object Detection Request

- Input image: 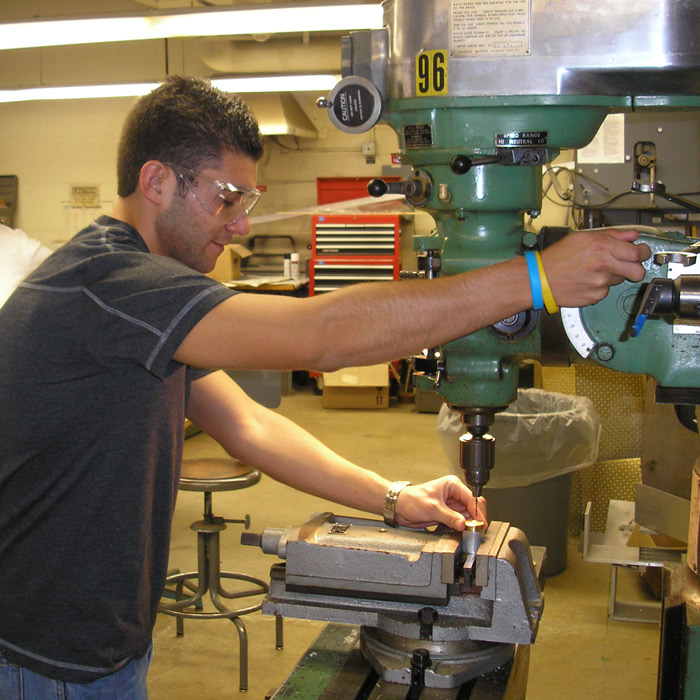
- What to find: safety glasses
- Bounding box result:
[166,163,261,223]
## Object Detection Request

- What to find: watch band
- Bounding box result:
[383,480,411,527]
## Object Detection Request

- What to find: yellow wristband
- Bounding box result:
[534,250,559,314]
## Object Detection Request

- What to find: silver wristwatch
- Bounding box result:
[382,480,411,527]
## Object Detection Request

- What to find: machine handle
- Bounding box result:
[631,181,700,214]
[368,173,433,206]
[367,178,404,197]
[367,177,426,198]
[449,154,500,174]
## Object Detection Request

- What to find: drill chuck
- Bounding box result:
[459,426,495,498]
[464,467,489,498]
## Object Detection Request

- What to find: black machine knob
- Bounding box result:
[367,178,419,198]
[368,178,390,197]
[450,154,501,175]
[369,171,434,207]
[450,154,473,175]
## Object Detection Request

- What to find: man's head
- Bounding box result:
[117,75,265,198]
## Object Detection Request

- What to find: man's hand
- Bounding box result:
[541,228,651,308]
[394,475,487,531]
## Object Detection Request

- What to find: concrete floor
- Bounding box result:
[148,385,660,700]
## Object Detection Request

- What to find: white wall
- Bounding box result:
[0,93,433,270]
[0,97,135,247]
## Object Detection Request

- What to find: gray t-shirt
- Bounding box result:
[0,216,235,682]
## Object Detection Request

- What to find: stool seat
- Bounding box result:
[179,458,261,492]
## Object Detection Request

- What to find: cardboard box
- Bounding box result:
[322,364,390,409]
[207,244,253,282]
[414,387,444,414]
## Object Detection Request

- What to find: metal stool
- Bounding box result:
[159,458,283,692]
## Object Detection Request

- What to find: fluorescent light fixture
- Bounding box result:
[214,75,339,93]
[0,83,158,103]
[0,75,340,104]
[0,3,383,51]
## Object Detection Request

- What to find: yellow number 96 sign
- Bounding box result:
[415,50,448,96]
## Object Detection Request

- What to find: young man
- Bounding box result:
[0,76,650,699]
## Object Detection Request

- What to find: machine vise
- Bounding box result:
[244,514,544,695]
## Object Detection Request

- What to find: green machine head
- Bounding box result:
[319,0,700,495]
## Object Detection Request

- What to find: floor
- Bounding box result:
[148,385,661,700]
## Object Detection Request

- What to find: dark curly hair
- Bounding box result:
[117,75,265,197]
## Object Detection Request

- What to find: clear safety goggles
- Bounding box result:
[166,163,261,223]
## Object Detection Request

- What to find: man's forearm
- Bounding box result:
[176,255,531,372]
[174,228,649,372]
[188,372,391,514]
[308,255,531,371]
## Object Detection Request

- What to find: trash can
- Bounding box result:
[437,389,600,575]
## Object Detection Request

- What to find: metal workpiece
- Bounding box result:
[462,519,485,556]
[247,514,544,659]
[461,519,484,589]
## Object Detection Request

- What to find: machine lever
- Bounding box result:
[449,149,547,174]
[631,181,700,213]
[450,154,500,174]
[223,514,251,529]
[368,178,407,197]
[368,171,433,206]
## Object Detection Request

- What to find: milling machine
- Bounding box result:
[317,0,700,500]
[251,2,700,698]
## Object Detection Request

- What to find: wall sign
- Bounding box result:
[70,184,100,208]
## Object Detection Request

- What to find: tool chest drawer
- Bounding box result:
[309,259,400,294]
[312,215,400,257]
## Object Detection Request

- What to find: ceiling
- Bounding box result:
[0,1,348,20]
[0,1,378,136]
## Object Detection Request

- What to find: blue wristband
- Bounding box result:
[524,250,544,311]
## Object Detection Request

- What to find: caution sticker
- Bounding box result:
[325,76,383,134]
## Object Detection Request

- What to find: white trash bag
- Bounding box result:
[0,224,52,309]
[437,388,600,489]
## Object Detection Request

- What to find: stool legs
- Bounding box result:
[160,494,280,693]
[232,617,248,691]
